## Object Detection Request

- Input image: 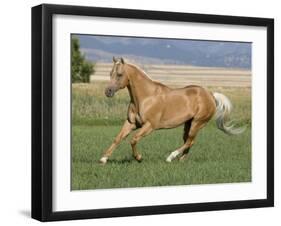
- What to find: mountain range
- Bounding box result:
[75,35,251,69]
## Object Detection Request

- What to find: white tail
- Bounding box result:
[213,92,245,135]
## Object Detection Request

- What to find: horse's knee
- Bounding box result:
[130,137,138,146]
[113,137,120,145]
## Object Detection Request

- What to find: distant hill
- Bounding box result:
[75,35,251,69]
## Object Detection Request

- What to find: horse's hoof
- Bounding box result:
[99,157,108,164]
[179,154,188,162]
[166,158,172,163]
[135,154,142,162]
[166,155,173,162]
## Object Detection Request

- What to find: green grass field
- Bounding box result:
[71,82,251,190]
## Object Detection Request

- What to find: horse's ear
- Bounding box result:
[113,56,117,63]
[120,57,125,64]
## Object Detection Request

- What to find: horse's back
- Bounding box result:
[168,85,216,119]
[170,85,209,98]
[181,85,213,99]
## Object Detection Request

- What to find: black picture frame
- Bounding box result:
[31,3,274,222]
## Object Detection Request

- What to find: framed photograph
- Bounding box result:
[32,4,274,222]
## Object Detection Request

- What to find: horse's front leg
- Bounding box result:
[99,120,136,164]
[130,122,153,162]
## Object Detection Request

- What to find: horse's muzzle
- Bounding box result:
[105,86,115,97]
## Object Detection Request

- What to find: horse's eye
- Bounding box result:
[117,73,122,77]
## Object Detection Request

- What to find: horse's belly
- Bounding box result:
[140,95,194,129]
[159,106,193,128]
[157,95,194,128]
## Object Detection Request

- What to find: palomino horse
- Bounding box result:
[99,57,244,164]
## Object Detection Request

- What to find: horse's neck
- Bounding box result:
[126,65,157,109]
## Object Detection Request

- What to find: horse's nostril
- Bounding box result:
[105,87,114,97]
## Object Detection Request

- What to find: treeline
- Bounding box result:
[71,36,94,83]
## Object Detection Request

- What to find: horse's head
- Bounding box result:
[105,57,129,97]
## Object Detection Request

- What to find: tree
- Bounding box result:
[71,37,94,83]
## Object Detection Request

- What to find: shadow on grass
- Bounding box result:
[107,158,136,164]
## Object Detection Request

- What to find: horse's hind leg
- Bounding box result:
[183,119,192,142]
[166,119,207,162]
[179,119,192,161]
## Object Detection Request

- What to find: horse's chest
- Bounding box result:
[128,103,144,126]
[138,99,164,123]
